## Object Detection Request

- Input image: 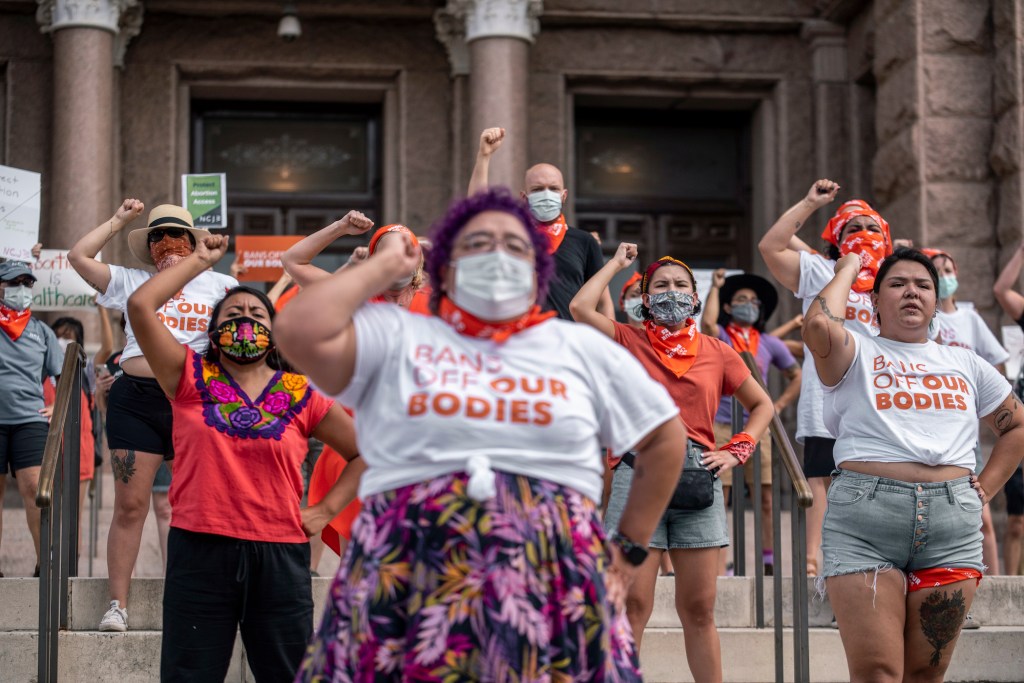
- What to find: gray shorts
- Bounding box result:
[821,470,984,579]
[604,443,729,550]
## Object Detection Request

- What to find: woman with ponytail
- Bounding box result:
[126,234,360,682]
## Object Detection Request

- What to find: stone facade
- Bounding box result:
[0,0,1021,329]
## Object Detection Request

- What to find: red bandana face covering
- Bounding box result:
[540,214,567,254]
[725,323,760,357]
[438,296,555,344]
[840,230,888,293]
[151,236,194,271]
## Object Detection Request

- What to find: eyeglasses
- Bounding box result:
[732,296,761,305]
[455,232,534,258]
[148,228,190,243]
[3,277,35,287]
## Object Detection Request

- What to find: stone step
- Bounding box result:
[2,626,1022,683]
[2,575,1023,631]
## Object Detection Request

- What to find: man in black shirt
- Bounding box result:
[468,127,613,320]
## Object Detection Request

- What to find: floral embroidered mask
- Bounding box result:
[212,316,273,365]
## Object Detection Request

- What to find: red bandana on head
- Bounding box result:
[540,214,568,254]
[820,204,892,293]
[0,304,32,341]
[619,271,641,310]
[438,296,555,344]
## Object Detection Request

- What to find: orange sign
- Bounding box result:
[234,235,303,282]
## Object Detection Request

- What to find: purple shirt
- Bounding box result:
[714,326,797,424]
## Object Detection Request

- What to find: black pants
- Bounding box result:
[161,528,313,682]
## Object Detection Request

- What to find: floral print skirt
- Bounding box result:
[295,471,642,683]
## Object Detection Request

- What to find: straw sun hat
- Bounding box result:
[127,204,212,265]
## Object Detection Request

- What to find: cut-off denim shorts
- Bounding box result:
[604,441,729,550]
[821,469,984,580]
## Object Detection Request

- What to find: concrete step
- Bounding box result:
[639,627,1024,683]
[2,626,1021,683]
[2,575,1023,631]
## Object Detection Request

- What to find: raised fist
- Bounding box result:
[478,127,505,158]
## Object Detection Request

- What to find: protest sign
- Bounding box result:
[31,249,98,310]
[234,235,303,282]
[0,164,41,262]
[182,173,227,228]
[691,268,743,328]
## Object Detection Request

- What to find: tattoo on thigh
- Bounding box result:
[919,588,966,667]
[111,450,137,484]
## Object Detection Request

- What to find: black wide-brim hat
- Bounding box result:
[717,273,779,329]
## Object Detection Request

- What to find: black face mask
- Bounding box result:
[211,316,273,365]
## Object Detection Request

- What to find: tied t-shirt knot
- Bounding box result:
[466,454,497,501]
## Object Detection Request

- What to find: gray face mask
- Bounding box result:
[3,285,33,311]
[647,291,696,327]
[730,302,760,325]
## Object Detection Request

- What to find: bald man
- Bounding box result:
[468,127,613,320]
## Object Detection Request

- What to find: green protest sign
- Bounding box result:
[181,173,227,228]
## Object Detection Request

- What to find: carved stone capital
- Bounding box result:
[801,19,847,84]
[434,6,471,77]
[37,0,143,67]
[439,0,542,45]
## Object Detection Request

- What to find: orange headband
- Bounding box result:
[619,271,641,309]
[368,224,419,255]
[642,257,695,294]
[921,247,957,273]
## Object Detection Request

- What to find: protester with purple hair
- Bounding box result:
[277,188,688,681]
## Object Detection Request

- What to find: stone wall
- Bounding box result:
[992,0,1024,299]
[873,0,1001,321]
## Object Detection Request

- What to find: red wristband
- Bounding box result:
[723,432,757,465]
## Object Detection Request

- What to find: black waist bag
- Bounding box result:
[621,445,715,511]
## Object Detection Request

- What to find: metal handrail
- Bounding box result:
[36,342,84,683]
[728,350,812,683]
[738,351,813,507]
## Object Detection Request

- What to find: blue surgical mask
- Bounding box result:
[938,275,958,300]
[623,297,644,323]
[526,189,562,222]
[647,291,696,327]
[730,302,760,324]
[3,285,33,311]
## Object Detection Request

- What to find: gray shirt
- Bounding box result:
[0,317,64,424]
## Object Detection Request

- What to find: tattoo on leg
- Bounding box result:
[111,450,137,484]
[919,588,966,667]
[994,396,1020,435]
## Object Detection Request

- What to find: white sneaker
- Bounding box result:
[99,600,128,632]
[962,612,980,630]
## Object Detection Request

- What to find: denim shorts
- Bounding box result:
[821,470,984,579]
[604,442,729,550]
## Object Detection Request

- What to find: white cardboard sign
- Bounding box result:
[0,164,42,263]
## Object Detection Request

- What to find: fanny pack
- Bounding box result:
[619,440,714,511]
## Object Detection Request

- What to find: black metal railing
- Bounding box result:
[730,351,813,683]
[35,342,84,683]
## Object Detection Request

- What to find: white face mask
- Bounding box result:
[452,251,535,321]
[57,338,73,352]
[3,285,33,311]
[527,189,563,222]
[388,273,414,291]
[623,297,644,322]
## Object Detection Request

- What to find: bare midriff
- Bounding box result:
[121,355,156,379]
[840,460,971,483]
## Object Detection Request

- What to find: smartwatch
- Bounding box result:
[611,532,648,567]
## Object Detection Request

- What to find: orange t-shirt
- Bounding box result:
[307,445,362,554]
[170,347,332,543]
[274,284,300,312]
[612,322,750,450]
[42,380,94,482]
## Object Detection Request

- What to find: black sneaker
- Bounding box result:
[764,563,774,576]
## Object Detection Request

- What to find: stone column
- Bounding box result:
[36,0,141,248]
[992,0,1024,300]
[801,20,851,185]
[872,0,995,307]
[437,0,541,191]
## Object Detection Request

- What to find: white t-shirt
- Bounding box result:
[333,303,679,503]
[824,334,1010,469]
[794,251,878,442]
[932,303,1009,366]
[96,265,238,363]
